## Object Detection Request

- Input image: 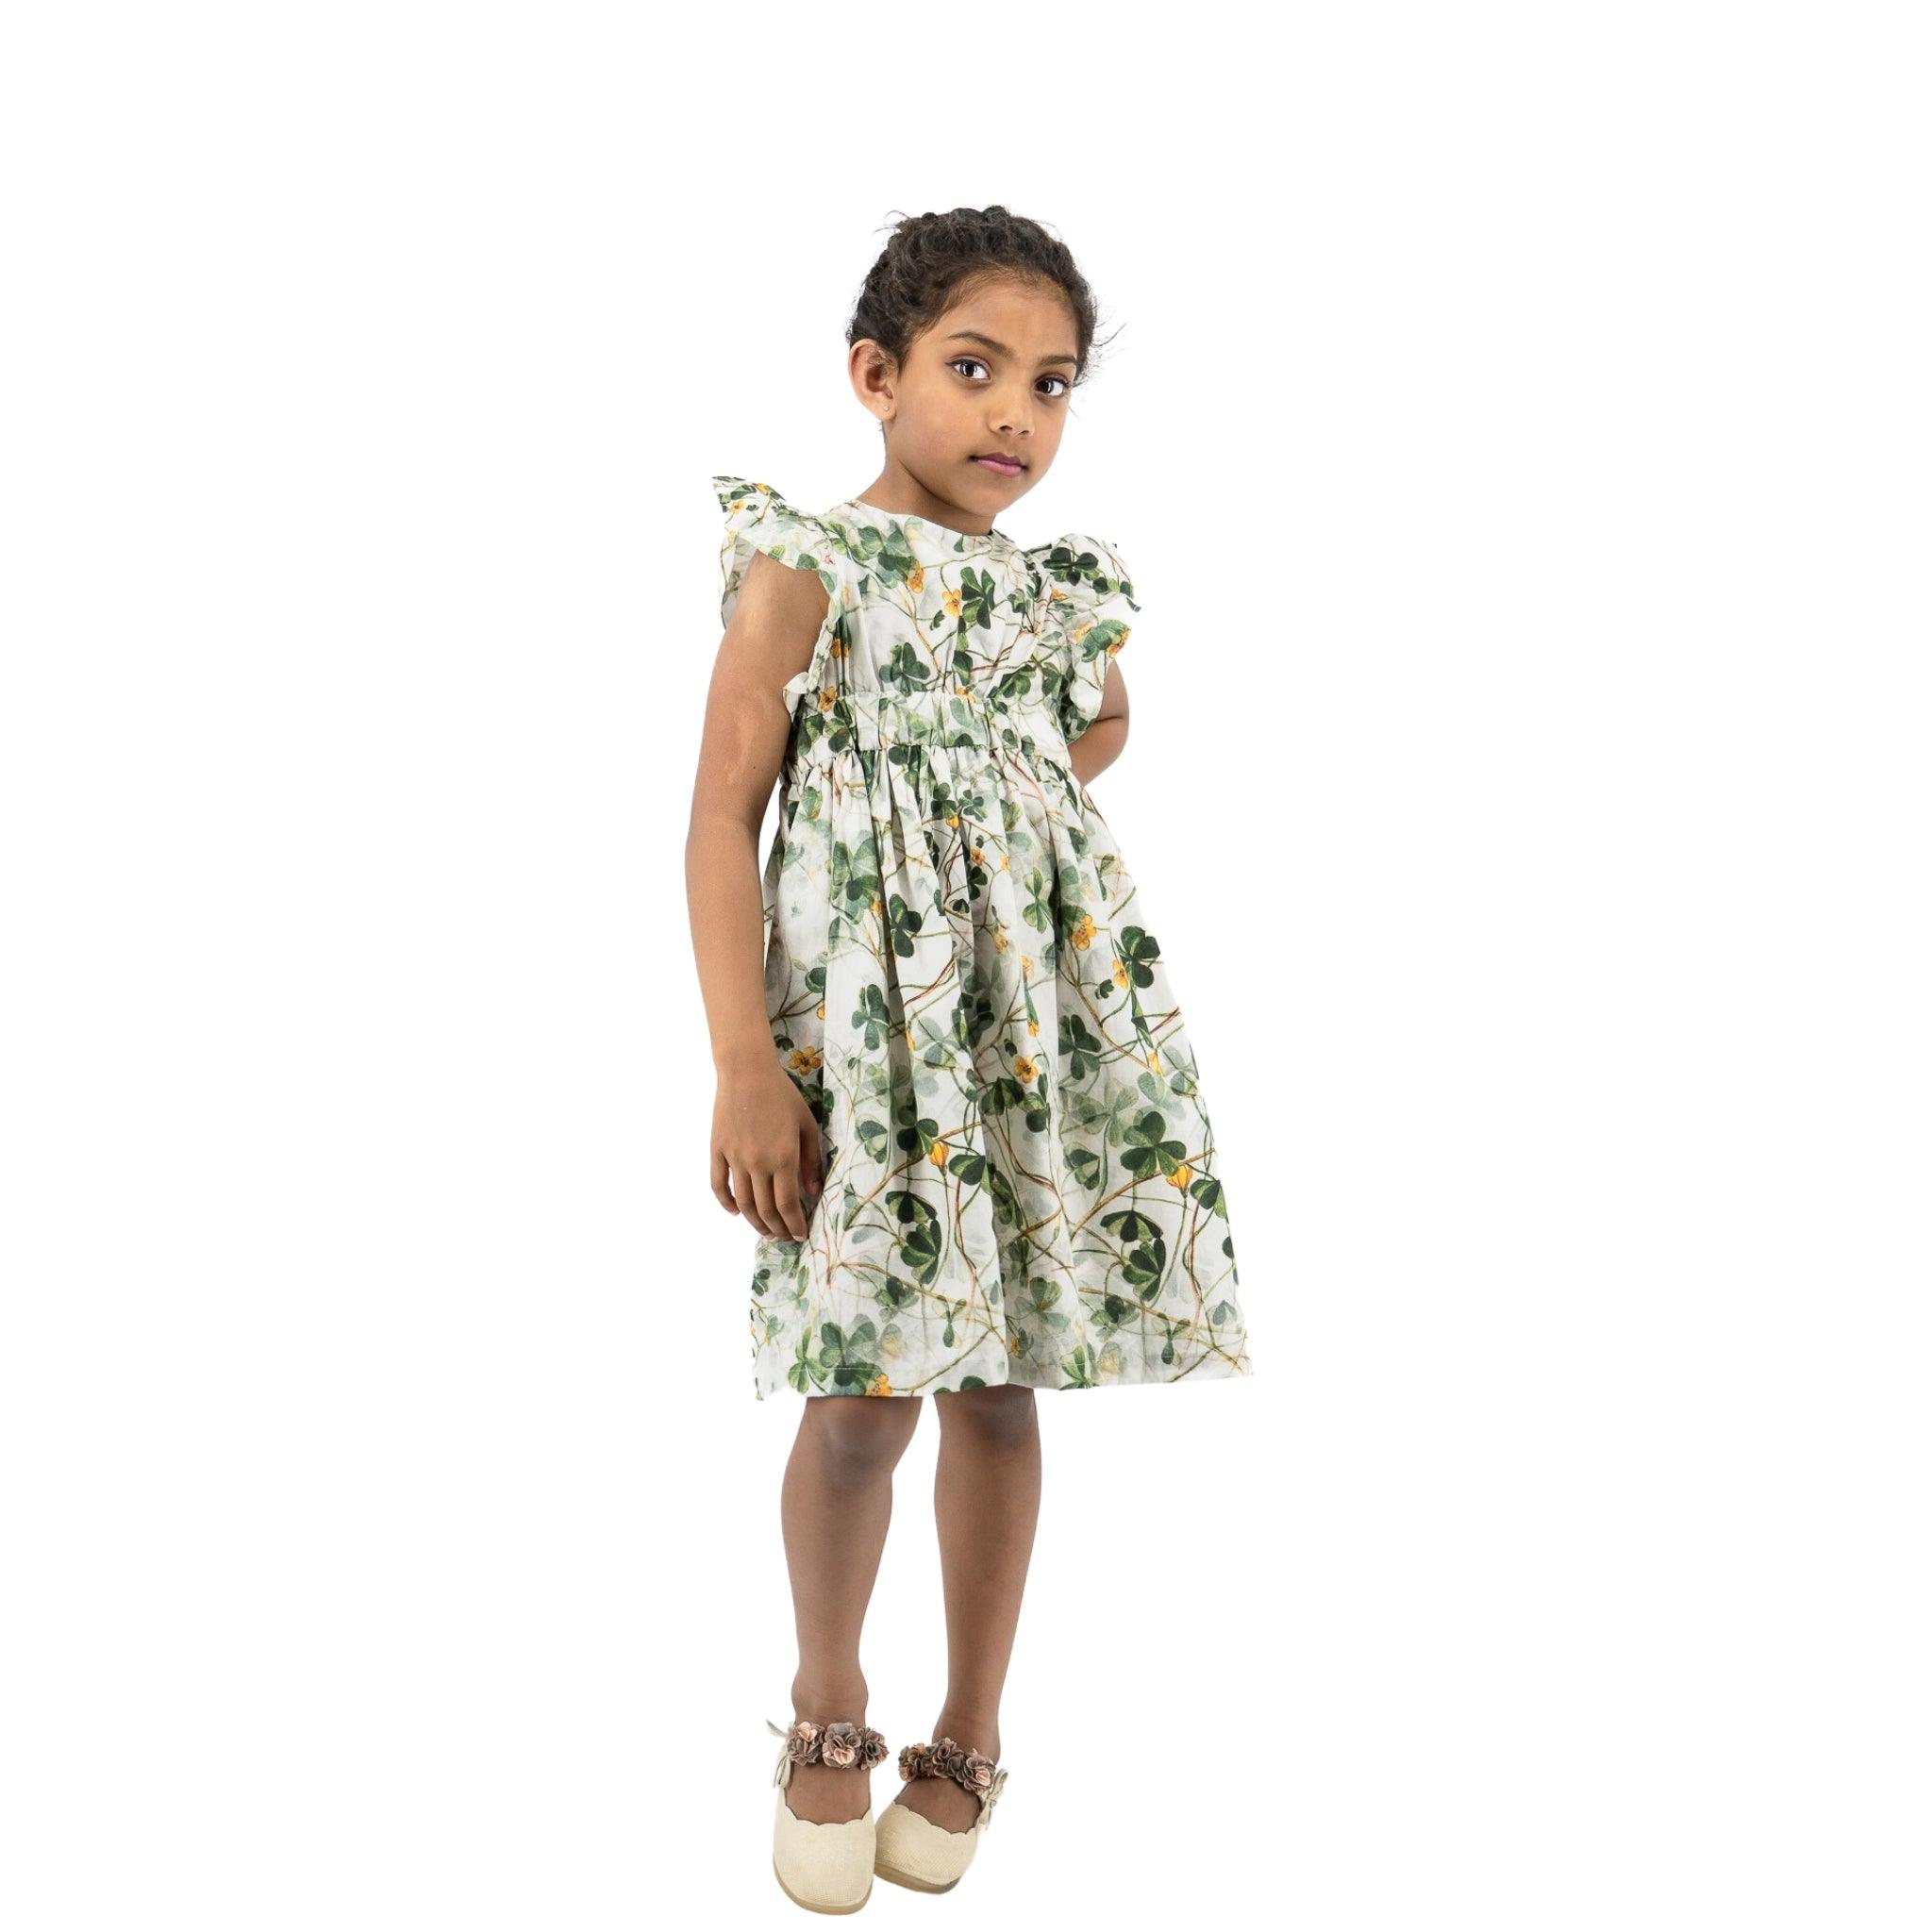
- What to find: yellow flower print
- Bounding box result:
[1108,627,1130,655]
[908,566,924,592]
[945,811,960,827]
[1148,1049,1162,1073]
[1013,1054,1037,1082]
[1070,912,1096,949]
[1026,1018,1039,1036]
[830,638,848,659]
[992,928,1008,953]
[816,1002,826,1020]
[1021,955,1033,978]
[789,1046,823,1074]
[870,894,884,918]
[929,1138,950,1167]
[817,686,837,711]
[1168,1161,1192,1190]
[943,588,962,617]
[866,1373,892,1396]
[1112,958,1130,989]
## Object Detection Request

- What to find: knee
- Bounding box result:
[937,1382,1038,1448]
[807,1392,922,1482]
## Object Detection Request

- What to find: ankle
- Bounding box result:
[791,1675,871,1724]
[931,1708,1002,1760]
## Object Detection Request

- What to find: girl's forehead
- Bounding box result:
[916,289,1079,355]
[933,278,1072,324]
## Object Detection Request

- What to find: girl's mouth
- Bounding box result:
[974,456,1024,476]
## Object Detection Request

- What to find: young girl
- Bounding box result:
[686,206,1254,1911]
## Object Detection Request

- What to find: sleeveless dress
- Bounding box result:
[714,476,1255,1400]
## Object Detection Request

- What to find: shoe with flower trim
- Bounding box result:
[872,1734,1010,1893]
[767,1715,890,1914]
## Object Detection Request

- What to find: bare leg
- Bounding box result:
[890,1382,1041,1831]
[780,1391,924,1823]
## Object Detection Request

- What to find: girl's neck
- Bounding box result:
[850,469,1000,539]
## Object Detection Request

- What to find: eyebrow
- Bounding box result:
[944,329,1079,370]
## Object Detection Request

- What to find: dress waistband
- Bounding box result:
[790,682,1062,758]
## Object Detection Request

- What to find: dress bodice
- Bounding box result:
[713,477,1138,768]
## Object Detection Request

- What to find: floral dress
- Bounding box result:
[714,476,1255,1400]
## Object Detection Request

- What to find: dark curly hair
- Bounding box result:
[845,205,1117,392]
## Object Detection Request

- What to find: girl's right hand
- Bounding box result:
[709,1059,824,1241]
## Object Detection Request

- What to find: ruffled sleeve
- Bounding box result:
[1029,532,1138,741]
[713,475,841,629]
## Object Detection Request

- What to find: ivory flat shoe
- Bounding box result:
[767,1715,891,1914]
[873,1734,1010,1894]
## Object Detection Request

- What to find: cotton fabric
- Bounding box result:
[714,477,1255,1400]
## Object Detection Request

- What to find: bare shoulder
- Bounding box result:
[731,545,830,635]
[718,546,831,691]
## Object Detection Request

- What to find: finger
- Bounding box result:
[772,1169,809,1242]
[750,1168,787,1242]
[712,1149,739,1214]
[733,1160,774,1239]
[797,1123,824,1200]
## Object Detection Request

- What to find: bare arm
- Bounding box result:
[685,549,830,1241]
[1066,658,1130,786]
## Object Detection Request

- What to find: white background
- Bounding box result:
[4,4,1927,1926]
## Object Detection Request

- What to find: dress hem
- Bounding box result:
[752,1352,1255,1401]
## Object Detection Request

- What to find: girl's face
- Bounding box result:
[851,276,1079,530]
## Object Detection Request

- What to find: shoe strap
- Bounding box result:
[765,1715,890,1790]
[894,1736,1010,1829]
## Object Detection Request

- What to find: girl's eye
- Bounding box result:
[948,358,1073,400]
